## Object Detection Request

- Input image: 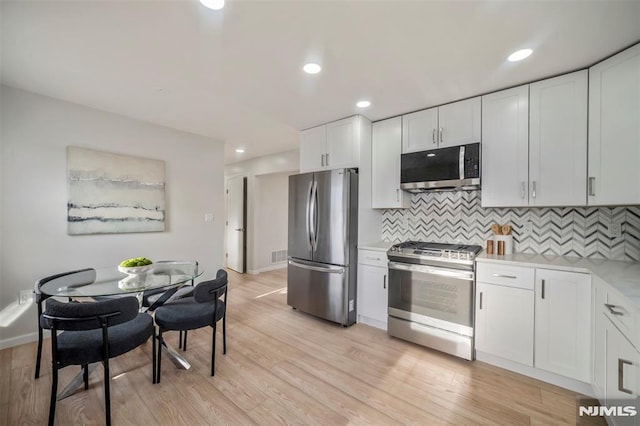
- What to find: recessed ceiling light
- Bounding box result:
[303,63,322,74]
[235,148,245,153]
[200,0,225,10]
[356,100,371,108]
[507,48,533,62]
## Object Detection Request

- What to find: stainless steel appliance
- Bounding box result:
[400,142,481,192]
[287,169,358,326]
[387,241,482,360]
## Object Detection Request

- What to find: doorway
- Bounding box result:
[226,176,247,273]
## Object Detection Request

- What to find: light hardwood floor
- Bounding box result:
[1,268,598,425]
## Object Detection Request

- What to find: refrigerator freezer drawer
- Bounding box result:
[287,259,355,326]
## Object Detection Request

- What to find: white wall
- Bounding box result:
[224,150,299,273]
[252,172,292,273]
[0,86,226,347]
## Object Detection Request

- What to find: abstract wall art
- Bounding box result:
[67,146,166,235]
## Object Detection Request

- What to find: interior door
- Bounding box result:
[226,176,246,273]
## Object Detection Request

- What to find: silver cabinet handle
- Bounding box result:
[532,181,537,199]
[541,279,545,299]
[432,129,436,144]
[521,182,526,199]
[605,303,624,316]
[439,127,443,143]
[321,154,325,167]
[588,177,596,196]
[365,256,381,261]
[479,292,483,310]
[492,273,517,279]
[383,275,387,289]
[618,359,633,394]
[396,188,400,202]
[235,228,244,232]
[326,153,329,166]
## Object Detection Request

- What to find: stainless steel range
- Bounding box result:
[387,241,483,360]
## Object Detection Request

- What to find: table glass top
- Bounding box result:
[39,261,203,297]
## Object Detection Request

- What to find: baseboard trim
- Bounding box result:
[0,331,41,350]
[475,350,595,397]
[248,263,287,275]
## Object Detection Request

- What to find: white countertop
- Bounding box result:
[358,241,394,252]
[477,253,640,306]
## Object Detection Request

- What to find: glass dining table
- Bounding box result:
[39,261,203,399]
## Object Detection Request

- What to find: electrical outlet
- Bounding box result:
[19,289,33,305]
[610,223,622,238]
[523,221,533,234]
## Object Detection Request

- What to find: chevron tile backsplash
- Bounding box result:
[381,191,640,261]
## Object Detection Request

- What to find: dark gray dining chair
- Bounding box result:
[154,269,227,382]
[41,296,156,426]
[142,260,199,349]
[34,268,96,379]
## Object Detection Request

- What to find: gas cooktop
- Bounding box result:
[387,240,483,264]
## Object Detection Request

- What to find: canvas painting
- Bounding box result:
[67,146,166,235]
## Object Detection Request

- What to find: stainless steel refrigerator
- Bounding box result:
[287,168,358,326]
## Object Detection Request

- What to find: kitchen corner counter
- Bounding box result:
[358,241,394,252]
[477,253,640,306]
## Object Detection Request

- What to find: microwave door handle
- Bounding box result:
[459,145,465,179]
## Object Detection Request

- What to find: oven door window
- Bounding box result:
[388,265,473,327]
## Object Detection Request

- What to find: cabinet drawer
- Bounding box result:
[358,249,388,268]
[476,263,534,290]
[604,289,638,348]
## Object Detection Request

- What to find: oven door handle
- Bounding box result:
[388,261,474,281]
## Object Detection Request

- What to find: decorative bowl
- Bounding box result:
[118,264,154,275]
[118,264,153,290]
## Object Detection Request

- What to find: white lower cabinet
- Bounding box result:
[534,269,592,382]
[475,262,592,385]
[475,281,534,366]
[357,249,388,330]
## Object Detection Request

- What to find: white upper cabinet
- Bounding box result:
[300,116,361,173]
[588,43,640,206]
[372,117,410,209]
[482,71,588,208]
[299,125,327,173]
[481,85,530,207]
[529,70,588,206]
[401,97,480,153]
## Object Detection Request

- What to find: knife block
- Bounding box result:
[493,235,513,255]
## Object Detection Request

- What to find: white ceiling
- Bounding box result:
[2,1,640,165]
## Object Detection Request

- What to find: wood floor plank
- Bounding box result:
[0,268,590,425]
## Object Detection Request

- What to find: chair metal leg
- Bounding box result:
[83,364,89,390]
[183,330,188,351]
[104,360,111,426]
[211,323,216,376]
[152,327,157,384]
[157,329,163,383]
[48,363,58,426]
[35,326,43,379]
[222,314,227,355]
[178,330,183,350]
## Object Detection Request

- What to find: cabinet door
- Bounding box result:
[372,117,409,209]
[357,263,388,329]
[475,282,534,366]
[481,85,530,207]
[326,116,360,169]
[300,125,327,173]
[605,319,638,406]
[535,269,591,382]
[401,108,438,153]
[529,70,588,207]
[437,97,481,148]
[588,43,640,206]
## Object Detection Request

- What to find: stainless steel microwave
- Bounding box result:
[400,142,481,192]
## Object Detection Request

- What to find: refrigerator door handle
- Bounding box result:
[288,260,345,274]
[312,180,319,250]
[306,180,314,251]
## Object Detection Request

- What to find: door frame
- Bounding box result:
[226,176,247,273]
